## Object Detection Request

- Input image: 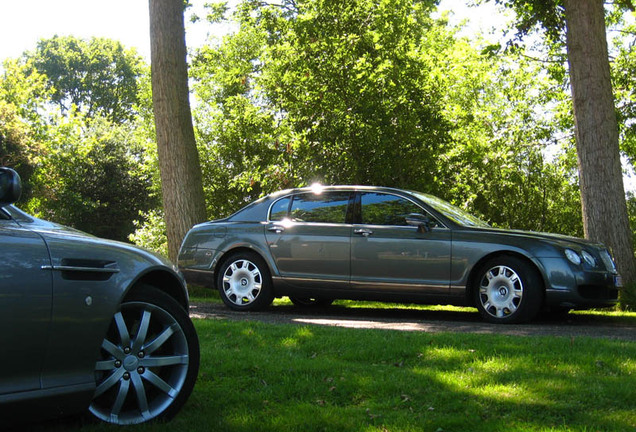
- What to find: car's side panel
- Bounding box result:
[0,220,52,395]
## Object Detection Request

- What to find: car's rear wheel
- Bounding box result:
[289,296,334,307]
[89,285,199,425]
[474,256,543,324]
[217,252,274,311]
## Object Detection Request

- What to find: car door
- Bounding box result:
[0,213,52,395]
[265,191,353,289]
[350,192,451,294]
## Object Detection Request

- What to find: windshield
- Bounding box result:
[413,192,490,228]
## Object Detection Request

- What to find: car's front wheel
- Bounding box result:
[474,256,543,324]
[89,285,199,425]
[217,252,274,311]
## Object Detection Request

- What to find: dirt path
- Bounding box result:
[190,302,636,341]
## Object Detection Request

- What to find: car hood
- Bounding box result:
[469,226,605,250]
[8,205,174,268]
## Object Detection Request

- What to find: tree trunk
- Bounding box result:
[563,0,636,292]
[149,0,207,261]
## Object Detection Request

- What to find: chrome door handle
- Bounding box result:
[267,226,285,234]
[354,228,373,237]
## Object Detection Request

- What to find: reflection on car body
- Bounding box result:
[179,184,620,324]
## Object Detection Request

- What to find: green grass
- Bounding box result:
[60,317,635,432]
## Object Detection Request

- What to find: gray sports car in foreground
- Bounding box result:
[0,167,199,426]
[179,185,620,324]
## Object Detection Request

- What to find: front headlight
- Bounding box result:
[565,248,581,265]
[581,250,597,267]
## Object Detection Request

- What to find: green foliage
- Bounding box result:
[0,100,39,200]
[129,209,169,257]
[28,114,159,242]
[1,38,158,242]
[613,16,636,167]
[24,35,144,123]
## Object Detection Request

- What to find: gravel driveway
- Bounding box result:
[190,302,636,341]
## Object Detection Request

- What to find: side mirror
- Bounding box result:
[0,167,22,207]
[405,213,432,233]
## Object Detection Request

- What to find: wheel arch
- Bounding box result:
[214,246,276,288]
[124,269,189,311]
[465,251,548,307]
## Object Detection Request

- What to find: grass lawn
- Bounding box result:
[68,313,634,432]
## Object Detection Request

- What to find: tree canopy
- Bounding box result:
[3,1,636,308]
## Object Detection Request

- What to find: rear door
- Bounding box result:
[350,192,451,294]
[0,214,52,395]
[265,191,353,289]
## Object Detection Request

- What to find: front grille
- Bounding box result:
[578,285,619,301]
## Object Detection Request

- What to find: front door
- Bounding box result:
[350,192,451,294]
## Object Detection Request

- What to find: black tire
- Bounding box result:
[89,285,200,425]
[289,296,334,307]
[217,252,274,311]
[473,256,543,324]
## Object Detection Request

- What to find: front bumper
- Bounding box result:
[542,257,620,308]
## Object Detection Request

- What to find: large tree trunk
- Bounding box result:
[563,0,636,292]
[149,0,207,261]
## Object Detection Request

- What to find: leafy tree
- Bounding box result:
[23,35,144,123]
[27,113,159,242]
[0,101,38,199]
[150,0,208,261]
[2,43,159,243]
[191,0,582,238]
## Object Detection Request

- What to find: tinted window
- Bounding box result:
[269,197,291,221]
[290,192,350,224]
[360,193,429,226]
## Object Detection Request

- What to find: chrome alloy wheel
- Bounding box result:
[89,301,190,425]
[222,259,263,306]
[478,265,524,319]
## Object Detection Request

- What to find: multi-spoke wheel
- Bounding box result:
[289,296,334,307]
[89,285,199,425]
[474,256,542,324]
[217,252,273,311]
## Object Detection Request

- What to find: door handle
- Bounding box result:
[267,225,285,234]
[354,228,373,237]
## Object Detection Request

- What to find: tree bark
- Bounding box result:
[149,0,207,261]
[563,0,636,290]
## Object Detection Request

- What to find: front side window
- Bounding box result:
[360,192,438,227]
[289,192,351,224]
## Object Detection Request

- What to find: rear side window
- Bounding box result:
[289,192,350,224]
[269,197,291,221]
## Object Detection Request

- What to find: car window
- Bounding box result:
[360,192,440,227]
[289,192,350,224]
[270,197,291,221]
